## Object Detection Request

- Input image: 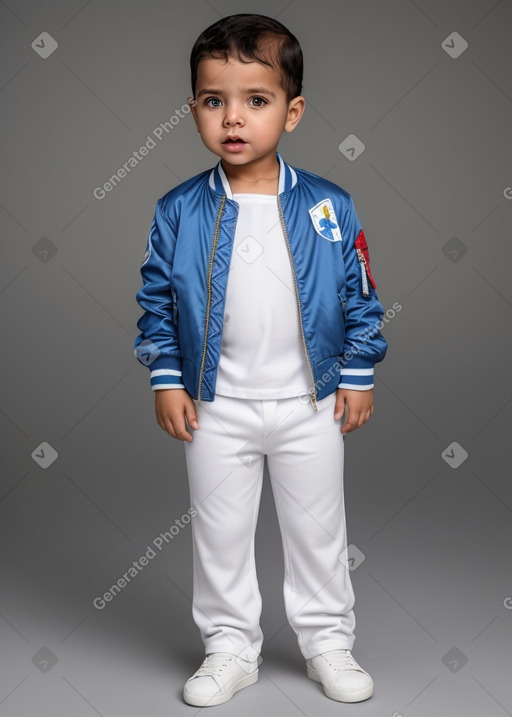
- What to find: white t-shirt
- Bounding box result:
[215,193,312,399]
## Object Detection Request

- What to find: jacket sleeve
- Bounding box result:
[338,195,388,390]
[133,197,185,391]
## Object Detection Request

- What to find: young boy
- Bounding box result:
[134,13,387,707]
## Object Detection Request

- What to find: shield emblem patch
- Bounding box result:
[308,198,342,242]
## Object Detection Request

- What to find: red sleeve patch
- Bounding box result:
[355,229,377,290]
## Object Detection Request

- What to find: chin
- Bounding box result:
[220,153,252,163]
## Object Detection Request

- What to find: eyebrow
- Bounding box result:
[196,87,277,98]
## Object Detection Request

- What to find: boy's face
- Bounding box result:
[188,54,304,172]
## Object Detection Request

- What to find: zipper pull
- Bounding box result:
[309,391,319,412]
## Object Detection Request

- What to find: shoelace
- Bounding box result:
[195,653,234,677]
[321,650,359,672]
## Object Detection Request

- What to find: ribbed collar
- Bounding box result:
[208,152,298,199]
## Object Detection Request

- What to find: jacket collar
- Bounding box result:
[208,152,298,198]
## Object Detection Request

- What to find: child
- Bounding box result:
[134,13,387,707]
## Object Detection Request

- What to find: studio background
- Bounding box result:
[1,1,511,715]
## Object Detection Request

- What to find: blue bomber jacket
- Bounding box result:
[133,152,388,412]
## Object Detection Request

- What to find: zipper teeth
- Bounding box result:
[198,195,226,400]
[357,248,369,295]
[172,288,177,323]
[277,197,318,409]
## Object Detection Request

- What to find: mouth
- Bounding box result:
[222,137,247,144]
[222,136,247,152]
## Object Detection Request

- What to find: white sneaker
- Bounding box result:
[183,651,259,707]
[306,649,374,702]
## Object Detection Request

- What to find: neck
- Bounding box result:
[221,154,280,195]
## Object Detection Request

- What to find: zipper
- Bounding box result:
[356,247,370,296]
[338,289,347,322]
[171,288,178,324]
[197,195,226,400]
[277,197,318,413]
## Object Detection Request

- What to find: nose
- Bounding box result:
[223,102,244,127]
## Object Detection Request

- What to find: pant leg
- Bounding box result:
[183,393,265,658]
[264,391,356,660]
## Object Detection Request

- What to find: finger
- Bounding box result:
[156,413,178,439]
[171,415,194,442]
[161,415,178,439]
[348,409,372,432]
[334,402,345,420]
[185,408,199,429]
[342,408,370,433]
[363,408,373,424]
[341,422,356,434]
[341,410,359,434]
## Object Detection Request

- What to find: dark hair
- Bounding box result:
[190,13,303,103]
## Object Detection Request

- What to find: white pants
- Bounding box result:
[183,390,356,661]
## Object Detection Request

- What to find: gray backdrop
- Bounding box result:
[1,0,511,715]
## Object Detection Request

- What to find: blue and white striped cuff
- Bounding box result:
[150,368,184,391]
[338,367,374,391]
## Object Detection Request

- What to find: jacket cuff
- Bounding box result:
[148,355,184,390]
[152,381,185,391]
[338,356,375,390]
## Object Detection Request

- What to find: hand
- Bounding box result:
[155,389,199,442]
[334,388,374,434]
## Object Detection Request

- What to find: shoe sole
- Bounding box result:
[183,669,258,707]
[306,664,374,702]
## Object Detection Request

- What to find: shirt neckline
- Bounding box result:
[232,193,277,199]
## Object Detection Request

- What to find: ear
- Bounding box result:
[187,97,200,131]
[284,96,306,133]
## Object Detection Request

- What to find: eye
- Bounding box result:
[205,97,222,108]
[249,96,267,107]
